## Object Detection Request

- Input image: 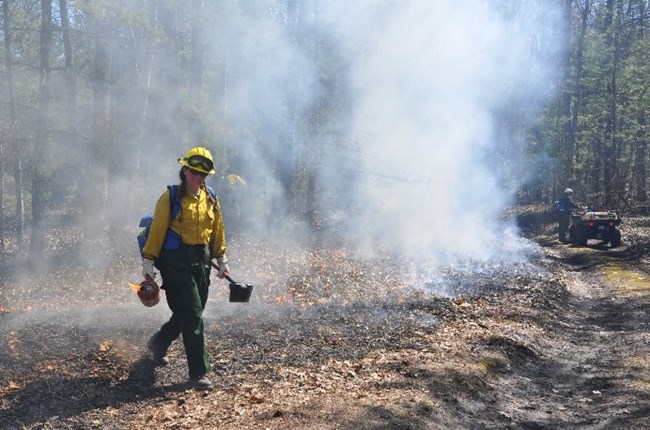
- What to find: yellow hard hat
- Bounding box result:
[178,147,216,174]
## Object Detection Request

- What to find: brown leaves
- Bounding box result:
[6,380,21,390]
[5,206,644,429]
[98,339,113,353]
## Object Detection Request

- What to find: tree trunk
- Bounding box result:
[602,0,621,208]
[156,1,182,147]
[59,0,79,165]
[571,0,590,167]
[81,17,110,238]
[634,134,647,203]
[135,1,158,180]
[592,134,603,202]
[0,110,4,252]
[1,0,9,251]
[304,0,320,229]
[187,0,205,145]
[3,0,23,249]
[633,0,647,204]
[29,0,54,266]
[273,0,300,221]
[561,0,575,182]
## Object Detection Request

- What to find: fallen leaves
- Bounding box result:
[98,340,113,353]
[2,209,650,429]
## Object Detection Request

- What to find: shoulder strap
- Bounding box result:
[204,185,217,210]
[168,185,182,220]
[205,185,216,200]
[161,185,182,250]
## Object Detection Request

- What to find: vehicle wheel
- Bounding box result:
[610,228,622,248]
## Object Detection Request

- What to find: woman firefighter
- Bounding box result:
[141,147,229,390]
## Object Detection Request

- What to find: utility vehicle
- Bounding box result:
[568,209,622,247]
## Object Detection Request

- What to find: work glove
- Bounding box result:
[142,258,156,280]
[215,255,230,279]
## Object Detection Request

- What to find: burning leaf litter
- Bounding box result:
[2,209,650,428]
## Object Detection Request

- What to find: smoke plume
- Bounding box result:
[209,0,562,264]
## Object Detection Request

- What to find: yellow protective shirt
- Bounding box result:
[142,186,227,260]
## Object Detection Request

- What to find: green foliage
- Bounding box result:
[527,0,650,209]
[2,0,650,248]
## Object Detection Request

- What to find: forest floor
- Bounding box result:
[2,204,650,429]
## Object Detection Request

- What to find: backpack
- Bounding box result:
[137,184,217,260]
[552,199,569,216]
[552,200,561,213]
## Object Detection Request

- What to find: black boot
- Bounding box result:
[147,335,170,367]
[190,375,214,390]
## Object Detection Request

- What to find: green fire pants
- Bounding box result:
[150,245,212,379]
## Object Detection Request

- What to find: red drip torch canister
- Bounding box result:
[137,276,161,307]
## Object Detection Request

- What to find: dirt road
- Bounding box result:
[485,238,650,429]
[1,207,650,429]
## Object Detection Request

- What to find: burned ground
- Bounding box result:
[2,204,650,429]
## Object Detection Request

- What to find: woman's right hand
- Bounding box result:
[142,258,156,280]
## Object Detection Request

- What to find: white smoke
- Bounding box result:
[213,1,561,262]
[322,0,544,261]
[128,0,562,265]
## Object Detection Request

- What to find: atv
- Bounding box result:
[568,209,622,247]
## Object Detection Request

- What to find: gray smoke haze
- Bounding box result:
[180,0,563,264]
[0,1,565,363]
[327,1,560,261]
[3,1,563,302]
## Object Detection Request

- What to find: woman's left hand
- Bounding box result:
[215,255,230,278]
